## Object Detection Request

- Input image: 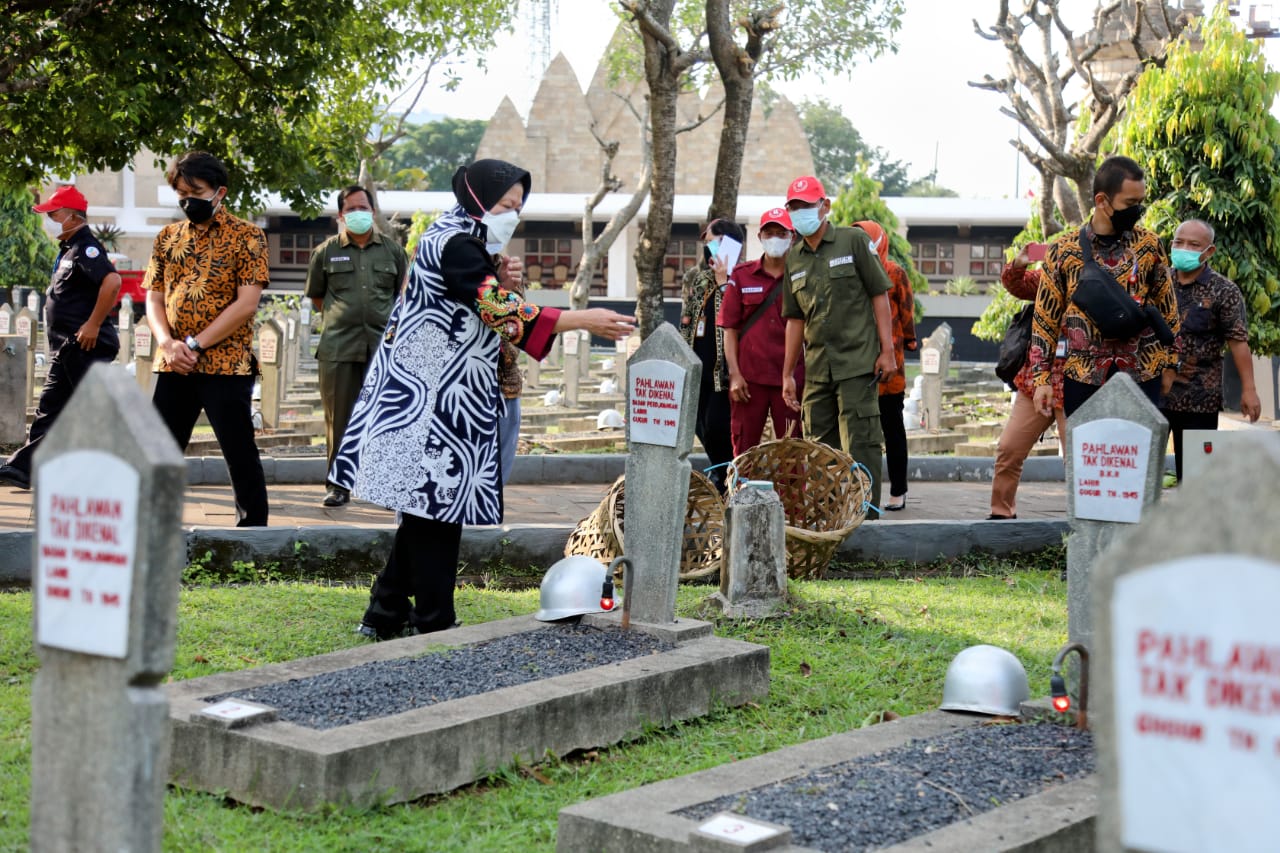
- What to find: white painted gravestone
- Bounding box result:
[26,290,40,313]
[15,306,37,406]
[257,319,284,429]
[919,322,952,431]
[29,365,186,853]
[0,302,12,335]
[1092,435,1280,853]
[563,327,581,407]
[1064,373,1168,657]
[284,309,299,386]
[576,329,592,382]
[114,296,133,365]
[132,317,154,392]
[0,336,28,444]
[624,323,701,624]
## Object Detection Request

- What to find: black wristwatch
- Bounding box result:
[185,335,205,355]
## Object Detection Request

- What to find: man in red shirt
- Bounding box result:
[716,208,803,455]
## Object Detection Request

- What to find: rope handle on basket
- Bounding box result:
[704,460,739,492]
[852,461,881,516]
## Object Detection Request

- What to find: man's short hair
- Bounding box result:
[337,185,374,213]
[1179,218,1216,244]
[1093,156,1144,198]
[166,151,229,190]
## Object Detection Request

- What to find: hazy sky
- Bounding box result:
[425,1,1279,200]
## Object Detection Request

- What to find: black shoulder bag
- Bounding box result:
[1069,229,1147,340]
[995,301,1035,388]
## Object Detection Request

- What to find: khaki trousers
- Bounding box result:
[319,359,370,486]
[990,391,1066,517]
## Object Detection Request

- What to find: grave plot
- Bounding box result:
[166,613,769,811]
[557,711,1097,852]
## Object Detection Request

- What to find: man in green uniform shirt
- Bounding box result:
[780,175,897,517]
[307,185,408,506]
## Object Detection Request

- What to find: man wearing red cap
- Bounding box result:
[780,176,897,516]
[715,208,802,455]
[0,186,121,490]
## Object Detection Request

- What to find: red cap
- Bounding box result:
[759,207,793,230]
[33,185,88,214]
[785,176,825,204]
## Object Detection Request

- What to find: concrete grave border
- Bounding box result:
[557,710,1097,853]
[166,613,769,810]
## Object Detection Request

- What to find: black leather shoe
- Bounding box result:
[0,464,30,490]
[323,486,350,507]
[355,622,406,641]
[985,513,1017,520]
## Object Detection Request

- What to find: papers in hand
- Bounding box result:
[714,235,742,272]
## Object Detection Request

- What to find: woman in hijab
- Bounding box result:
[333,159,635,639]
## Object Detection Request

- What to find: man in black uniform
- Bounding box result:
[0,186,121,489]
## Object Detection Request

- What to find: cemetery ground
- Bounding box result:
[1,548,1067,851]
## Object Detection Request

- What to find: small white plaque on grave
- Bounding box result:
[35,451,139,658]
[16,316,32,339]
[1072,417,1151,524]
[201,700,266,721]
[562,331,580,356]
[27,292,40,312]
[1112,554,1280,853]
[629,358,685,448]
[286,317,297,340]
[132,325,152,358]
[300,306,311,324]
[695,813,783,845]
[920,348,941,375]
[0,307,11,335]
[259,329,279,365]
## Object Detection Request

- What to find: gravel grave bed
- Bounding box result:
[679,722,1094,852]
[205,623,673,730]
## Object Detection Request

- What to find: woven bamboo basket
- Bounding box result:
[563,470,725,581]
[729,438,872,580]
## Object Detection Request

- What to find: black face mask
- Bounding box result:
[1108,201,1144,234]
[180,194,218,224]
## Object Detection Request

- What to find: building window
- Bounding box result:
[525,237,578,289]
[663,239,701,297]
[912,242,955,279]
[276,233,327,267]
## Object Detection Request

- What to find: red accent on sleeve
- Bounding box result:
[524,307,562,360]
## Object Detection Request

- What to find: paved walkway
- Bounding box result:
[0,479,1067,531]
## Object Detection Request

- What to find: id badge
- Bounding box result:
[1055,338,1067,358]
[695,318,706,338]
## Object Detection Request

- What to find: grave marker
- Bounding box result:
[1065,373,1169,657]
[0,303,12,335]
[563,329,580,407]
[297,305,313,364]
[576,330,592,382]
[623,323,701,624]
[257,319,284,429]
[709,485,788,618]
[0,336,28,444]
[284,310,299,386]
[15,306,37,406]
[614,336,629,389]
[524,350,542,387]
[26,290,40,313]
[115,296,134,365]
[29,365,186,853]
[919,323,952,431]
[1092,435,1280,853]
[132,318,154,392]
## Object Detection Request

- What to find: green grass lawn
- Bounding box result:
[1,551,1067,852]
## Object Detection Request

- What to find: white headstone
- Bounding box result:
[132,319,154,392]
[0,303,12,335]
[1092,436,1280,853]
[628,359,686,448]
[26,291,40,313]
[29,365,186,853]
[257,319,284,428]
[0,335,27,443]
[919,323,952,431]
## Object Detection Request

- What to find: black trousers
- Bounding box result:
[6,337,117,477]
[1062,373,1162,418]
[152,372,268,526]
[878,391,908,498]
[696,369,734,491]
[1159,408,1218,481]
[362,514,463,635]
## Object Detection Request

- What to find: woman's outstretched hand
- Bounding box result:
[558,308,636,341]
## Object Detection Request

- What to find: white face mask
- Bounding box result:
[761,236,792,258]
[482,208,519,252]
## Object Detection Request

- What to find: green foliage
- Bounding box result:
[829,168,927,298]
[799,97,911,195]
[0,187,58,295]
[2,1,514,213]
[972,203,1045,342]
[406,209,442,258]
[91,223,124,252]
[381,118,488,190]
[1118,6,1280,356]
[944,276,979,296]
[903,177,958,198]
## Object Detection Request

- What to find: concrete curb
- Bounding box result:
[0,519,1069,584]
[182,453,1108,486]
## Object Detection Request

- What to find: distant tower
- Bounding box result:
[524,0,558,89]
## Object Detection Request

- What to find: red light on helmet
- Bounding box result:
[600,597,615,611]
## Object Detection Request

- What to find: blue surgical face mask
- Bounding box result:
[706,239,721,258]
[790,206,823,237]
[1170,247,1206,272]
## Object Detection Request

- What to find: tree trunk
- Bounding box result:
[706,1,752,223]
[633,4,680,339]
[571,160,651,310]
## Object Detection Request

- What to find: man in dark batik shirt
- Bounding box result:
[1159,218,1261,481]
